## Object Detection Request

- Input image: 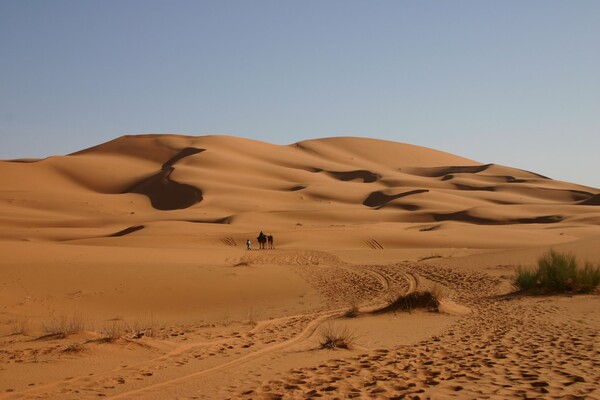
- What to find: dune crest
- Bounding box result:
[1,134,598,238]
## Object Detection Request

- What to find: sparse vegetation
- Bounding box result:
[514,266,538,291]
[245,307,258,325]
[39,313,85,340]
[61,342,85,354]
[318,324,355,350]
[514,250,600,293]
[376,290,440,314]
[127,317,158,339]
[93,320,125,343]
[10,318,30,336]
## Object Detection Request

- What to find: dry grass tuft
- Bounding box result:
[245,307,259,325]
[375,291,440,314]
[126,316,159,339]
[90,320,125,343]
[61,342,85,354]
[10,318,30,336]
[318,324,355,350]
[38,313,85,340]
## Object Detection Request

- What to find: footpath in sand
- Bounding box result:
[1,248,599,400]
[239,260,600,400]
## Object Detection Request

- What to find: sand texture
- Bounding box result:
[1,134,599,399]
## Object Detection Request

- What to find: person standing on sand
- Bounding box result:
[246,239,251,250]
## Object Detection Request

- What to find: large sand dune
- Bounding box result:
[1,135,599,399]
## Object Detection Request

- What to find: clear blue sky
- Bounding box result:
[1,0,598,187]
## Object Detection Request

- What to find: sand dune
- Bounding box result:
[1,134,599,399]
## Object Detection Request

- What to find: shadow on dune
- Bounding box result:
[406,164,551,180]
[327,170,380,183]
[363,189,429,208]
[186,216,232,224]
[124,147,204,210]
[407,164,493,178]
[564,190,595,202]
[5,158,43,163]
[453,183,496,192]
[108,225,144,237]
[307,168,380,183]
[580,194,600,206]
[433,211,563,225]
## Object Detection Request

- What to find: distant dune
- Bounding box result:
[1,134,598,243]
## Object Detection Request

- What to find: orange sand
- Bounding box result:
[1,135,599,399]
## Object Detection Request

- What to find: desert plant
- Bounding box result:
[514,266,538,291]
[579,263,600,292]
[537,250,579,291]
[245,307,259,325]
[61,342,85,354]
[125,314,161,339]
[375,291,440,314]
[10,318,30,336]
[514,250,600,293]
[40,313,85,339]
[91,320,125,343]
[318,324,355,350]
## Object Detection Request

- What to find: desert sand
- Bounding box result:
[1,134,599,399]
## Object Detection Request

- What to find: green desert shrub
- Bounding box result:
[514,266,538,291]
[514,250,600,293]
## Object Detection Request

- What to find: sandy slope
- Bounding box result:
[1,134,599,399]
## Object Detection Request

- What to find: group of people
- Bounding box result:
[246,231,274,250]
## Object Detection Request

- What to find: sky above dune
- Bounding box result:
[1,0,598,187]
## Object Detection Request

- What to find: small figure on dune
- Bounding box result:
[246,239,251,250]
[257,231,267,250]
[267,234,274,249]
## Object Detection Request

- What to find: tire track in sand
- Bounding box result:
[3,251,421,400]
[105,252,420,399]
[241,263,600,399]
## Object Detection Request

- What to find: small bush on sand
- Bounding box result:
[126,315,159,339]
[318,324,355,350]
[376,291,440,314]
[90,320,125,343]
[10,318,30,336]
[514,265,538,291]
[514,250,600,293]
[61,342,85,354]
[39,314,85,339]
